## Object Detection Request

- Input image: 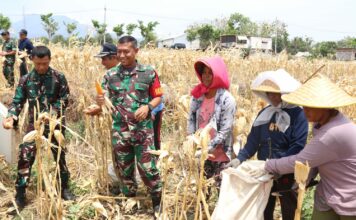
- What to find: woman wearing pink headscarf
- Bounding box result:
[188,56,236,188]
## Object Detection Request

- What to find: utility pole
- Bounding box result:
[274,18,278,55]
[275,28,278,54]
[103,5,107,43]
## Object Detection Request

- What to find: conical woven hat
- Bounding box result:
[282,75,356,108]
[252,79,281,93]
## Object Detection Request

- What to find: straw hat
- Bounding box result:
[282,75,356,108]
[252,79,281,93]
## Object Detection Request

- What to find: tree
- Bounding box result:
[113,23,124,39]
[258,22,274,37]
[224,13,258,36]
[186,25,199,42]
[271,19,289,53]
[40,13,59,40]
[0,14,11,31]
[52,34,66,45]
[137,20,159,46]
[337,37,356,48]
[126,23,137,35]
[92,20,107,44]
[312,41,338,58]
[185,24,220,49]
[63,22,77,36]
[288,37,313,55]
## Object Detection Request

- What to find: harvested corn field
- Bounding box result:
[0,44,356,219]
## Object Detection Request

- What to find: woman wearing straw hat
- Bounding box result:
[250,75,356,219]
[188,56,236,189]
[226,69,309,220]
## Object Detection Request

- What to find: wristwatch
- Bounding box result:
[148,103,154,112]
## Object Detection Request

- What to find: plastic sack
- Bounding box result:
[212,160,273,220]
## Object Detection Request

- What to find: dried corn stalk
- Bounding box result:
[294,161,310,220]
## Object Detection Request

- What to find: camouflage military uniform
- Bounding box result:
[2,39,16,87]
[7,67,71,189]
[102,63,162,197]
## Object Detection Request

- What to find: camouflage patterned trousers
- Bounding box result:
[111,118,162,197]
[16,138,70,189]
[2,61,14,87]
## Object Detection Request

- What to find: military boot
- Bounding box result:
[152,195,161,219]
[15,187,26,209]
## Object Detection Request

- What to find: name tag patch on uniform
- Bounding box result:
[155,87,163,96]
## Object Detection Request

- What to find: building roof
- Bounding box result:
[336,48,356,52]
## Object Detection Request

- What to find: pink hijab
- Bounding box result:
[191,56,230,98]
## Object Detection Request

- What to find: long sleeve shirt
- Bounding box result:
[188,88,236,153]
[7,67,70,132]
[237,106,308,162]
[266,113,356,216]
[18,38,34,54]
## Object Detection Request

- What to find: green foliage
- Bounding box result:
[104,33,113,44]
[40,13,59,40]
[312,41,338,58]
[225,12,258,36]
[51,34,66,45]
[92,20,107,35]
[137,20,159,46]
[113,23,125,39]
[38,36,50,45]
[0,14,11,31]
[126,23,138,35]
[92,20,107,44]
[185,24,220,49]
[302,187,316,220]
[63,22,77,36]
[83,205,96,218]
[185,13,291,51]
[271,20,289,53]
[258,22,274,38]
[288,37,313,55]
[337,36,356,48]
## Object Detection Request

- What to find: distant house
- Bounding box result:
[220,35,273,52]
[295,52,311,58]
[157,33,200,49]
[336,48,356,61]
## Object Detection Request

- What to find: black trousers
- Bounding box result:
[153,110,163,150]
[264,174,297,220]
[19,58,28,77]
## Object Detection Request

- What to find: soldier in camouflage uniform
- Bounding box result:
[1,30,17,87]
[95,36,163,214]
[2,46,75,209]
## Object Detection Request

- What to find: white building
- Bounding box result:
[220,35,273,52]
[157,33,200,49]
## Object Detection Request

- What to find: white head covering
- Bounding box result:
[251,69,301,133]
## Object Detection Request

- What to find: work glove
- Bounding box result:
[225,158,241,168]
[248,161,268,178]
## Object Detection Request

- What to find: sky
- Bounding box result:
[2,0,356,42]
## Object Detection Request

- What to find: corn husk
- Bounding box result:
[22,130,38,143]
[53,130,65,146]
[294,161,310,220]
